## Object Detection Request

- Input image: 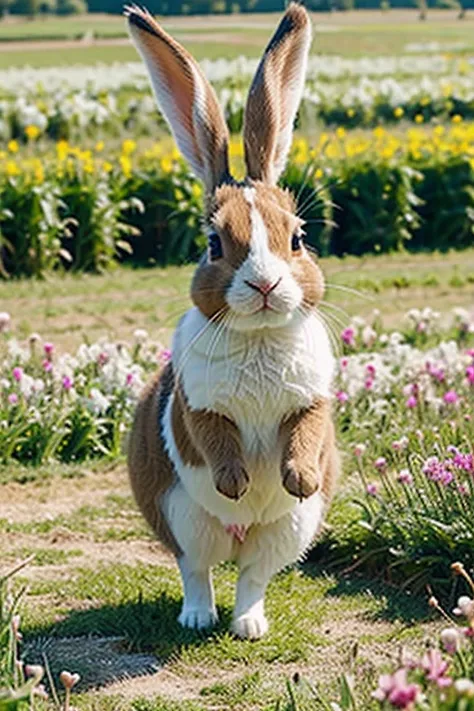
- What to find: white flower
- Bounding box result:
[440,627,460,654]
[455,679,474,697]
[133,329,148,344]
[0,312,11,332]
[453,596,474,621]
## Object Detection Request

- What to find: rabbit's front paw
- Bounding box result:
[232,611,269,640]
[281,460,320,499]
[178,606,218,630]
[214,459,249,500]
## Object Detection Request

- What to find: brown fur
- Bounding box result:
[127,362,180,555]
[192,181,324,321]
[279,397,333,500]
[243,3,312,184]
[175,383,249,500]
[127,6,230,192]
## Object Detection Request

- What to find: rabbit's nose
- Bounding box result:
[244,278,281,295]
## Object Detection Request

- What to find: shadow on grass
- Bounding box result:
[302,560,431,625]
[24,592,234,691]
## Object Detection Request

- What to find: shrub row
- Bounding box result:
[0,137,473,277]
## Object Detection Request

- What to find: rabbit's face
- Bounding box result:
[191,182,324,331]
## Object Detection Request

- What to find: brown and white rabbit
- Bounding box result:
[126,2,339,640]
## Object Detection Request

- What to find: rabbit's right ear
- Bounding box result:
[243,3,311,185]
[125,5,230,193]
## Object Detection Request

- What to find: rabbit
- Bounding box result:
[126,2,340,640]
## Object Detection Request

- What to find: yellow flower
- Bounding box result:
[122,139,136,156]
[394,107,404,119]
[191,183,202,199]
[95,141,105,152]
[8,140,19,154]
[32,160,44,184]
[56,140,69,161]
[414,114,424,124]
[452,114,463,124]
[314,167,323,180]
[346,108,355,118]
[335,127,346,139]
[420,97,430,107]
[160,156,173,174]
[433,125,445,137]
[373,126,385,140]
[102,161,113,173]
[119,155,132,178]
[25,125,40,141]
[6,161,20,177]
[174,188,184,201]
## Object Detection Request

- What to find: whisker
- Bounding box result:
[325,282,374,302]
[205,311,231,402]
[319,299,351,324]
[173,307,228,384]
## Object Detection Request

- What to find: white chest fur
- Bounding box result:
[162,307,334,526]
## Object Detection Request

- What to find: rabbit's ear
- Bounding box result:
[243,3,311,185]
[125,5,230,192]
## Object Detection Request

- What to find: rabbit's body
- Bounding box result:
[125,2,340,639]
[167,306,334,528]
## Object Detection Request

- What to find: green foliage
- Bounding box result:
[411,158,474,251]
[55,0,86,13]
[328,162,421,256]
[2,144,474,278]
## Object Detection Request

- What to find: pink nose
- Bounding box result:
[244,278,281,295]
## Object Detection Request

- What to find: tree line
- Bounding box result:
[1,0,470,20]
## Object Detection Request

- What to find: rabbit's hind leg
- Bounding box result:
[232,492,325,640]
[163,480,234,630]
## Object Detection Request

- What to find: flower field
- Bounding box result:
[2,17,474,709]
[2,304,473,591]
[1,53,474,141]
[1,122,474,276]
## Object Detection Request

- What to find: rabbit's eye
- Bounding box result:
[291,233,303,252]
[208,232,223,261]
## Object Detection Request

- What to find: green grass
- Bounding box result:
[16,560,433,709]
[0,10,473,68]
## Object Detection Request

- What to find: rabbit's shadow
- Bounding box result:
[23,593,232,692]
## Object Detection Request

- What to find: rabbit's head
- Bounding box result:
[126,3,324,332]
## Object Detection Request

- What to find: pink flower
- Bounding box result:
[406,396,417,408]
[444,390,459,405]
[364,378,374,390]
[375,457,387,471]
[336,390,349,403]
[340,357,349,369]
[341,327,355,347]
[354,444,366,458]
[366,364,376,378]
[8,393,18,405]
[398,469,413,485]
[97,352,109,367]
[12,367,23,382]
[466,365,474,385]
[421,649,451,688]
[43,342,54,357]
[42,359,53,373]
[160,348,172,364]
[373,669,420,709]
[366,483,378,496]
[62,376,73,391]
[126,373,134,386]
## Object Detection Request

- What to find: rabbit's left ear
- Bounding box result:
[243,3,311,185]
[125,5,230,193]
